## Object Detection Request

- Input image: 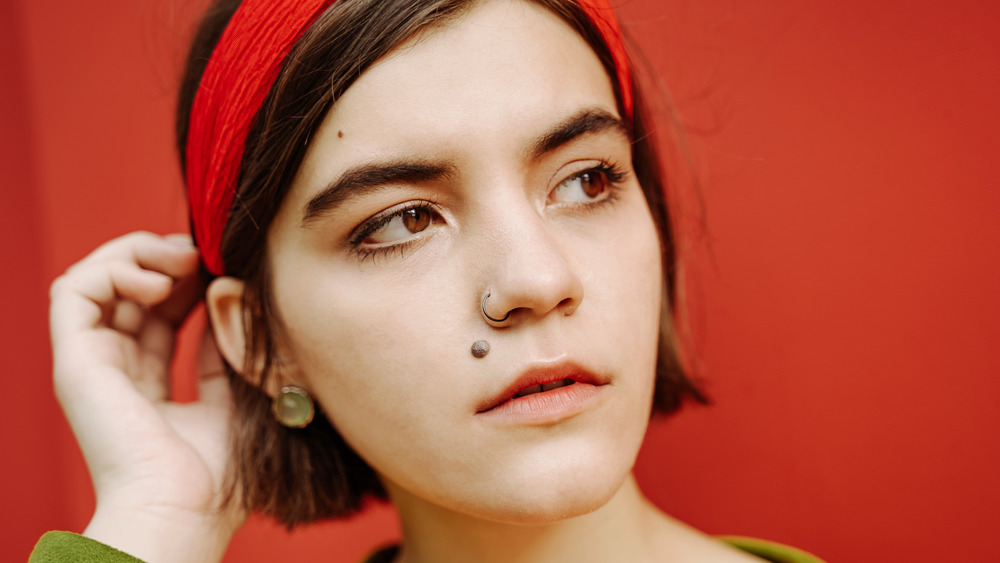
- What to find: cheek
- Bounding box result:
[271,258,480,469]
[581,194,663,371]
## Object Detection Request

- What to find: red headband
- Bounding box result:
[186,0,633,276]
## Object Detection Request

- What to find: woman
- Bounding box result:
[35,0,823,561]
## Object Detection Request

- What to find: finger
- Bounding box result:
[163,233,194,247]
[152,266,205,328]
[132,235,200,280]
[50,261,173,344]
[70,232,199,281]
[133,315,177,383]
[111,300,146,336]
[131,320,174,402]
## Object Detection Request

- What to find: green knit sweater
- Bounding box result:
[30,531,825,562]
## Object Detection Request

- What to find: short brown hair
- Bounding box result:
[176,0,706,529]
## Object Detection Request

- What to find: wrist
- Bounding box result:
[84,501,239,563]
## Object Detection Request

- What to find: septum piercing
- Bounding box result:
[482,292,511,323]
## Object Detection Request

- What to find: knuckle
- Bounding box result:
[49,274,72,301]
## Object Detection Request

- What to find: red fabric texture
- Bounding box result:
[185,0,335,275]
[184,0,634,276]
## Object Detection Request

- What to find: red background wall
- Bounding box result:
[3,0,998,561]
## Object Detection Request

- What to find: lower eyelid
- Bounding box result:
[350,239,418,263]
[350,211,444,259]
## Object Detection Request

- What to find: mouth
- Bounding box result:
[476,361,608,417]
[512,378,577,398]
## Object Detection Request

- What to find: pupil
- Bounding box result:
[403,208,430,233]
[581,172,604,198]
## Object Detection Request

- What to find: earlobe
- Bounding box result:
[206,276,251,379]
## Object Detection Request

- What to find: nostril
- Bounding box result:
[557,296,580,315]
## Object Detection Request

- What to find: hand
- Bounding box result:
[49,232,245,563]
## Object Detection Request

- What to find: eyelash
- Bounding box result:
[554,160,629,208]
[587,160,628,184]
[347,200,438,262]
[351,240,419,264]
[346,161,630,262]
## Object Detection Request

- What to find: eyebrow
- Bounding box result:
[302,160,456,225]
[526,108,628,161]
[301,108,628,225]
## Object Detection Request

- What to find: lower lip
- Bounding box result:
[476,382,605,425]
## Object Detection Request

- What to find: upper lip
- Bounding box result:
[475,360,608,413]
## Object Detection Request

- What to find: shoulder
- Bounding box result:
[719,535,827,563]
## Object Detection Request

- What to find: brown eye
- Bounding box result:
[402,207,431,233]
[358,203,440,246]
[551,167,613,204]
[577,171,606,199]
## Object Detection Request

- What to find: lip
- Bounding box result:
[475,361,609,424]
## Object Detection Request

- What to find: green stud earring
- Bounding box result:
[272,386,315,428]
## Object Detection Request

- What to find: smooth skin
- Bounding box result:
[51,1,761,562]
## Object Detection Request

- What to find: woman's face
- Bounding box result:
[267,0,662,523]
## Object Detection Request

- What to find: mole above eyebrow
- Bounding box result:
[302,160,456,225]
[527,108,628,161]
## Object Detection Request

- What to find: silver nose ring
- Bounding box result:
[482,292,511,323]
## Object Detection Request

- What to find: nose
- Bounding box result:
[479,203,584,327]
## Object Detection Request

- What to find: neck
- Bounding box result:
[389,474,680,563]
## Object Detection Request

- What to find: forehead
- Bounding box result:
[295,0,619,186]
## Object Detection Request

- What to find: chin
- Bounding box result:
[490,479,628,526]
[380,388,654,527]
[453,435,639,525]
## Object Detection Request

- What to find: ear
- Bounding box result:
[206,276,303,398]
[206,276,252,380]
